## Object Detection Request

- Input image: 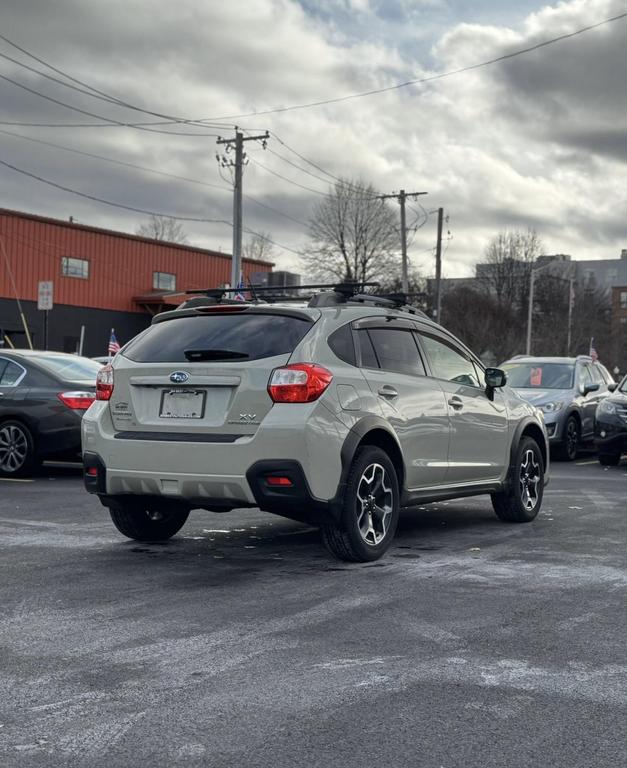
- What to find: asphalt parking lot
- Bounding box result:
[1,458,626,768]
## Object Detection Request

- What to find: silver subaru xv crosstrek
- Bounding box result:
[82,287,549,562]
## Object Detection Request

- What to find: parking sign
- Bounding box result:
[37,281,53,311]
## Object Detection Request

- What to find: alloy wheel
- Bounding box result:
[565,419,578,459]
[519,449,541,512]
[0,424,28,473]
[356,462,393,546]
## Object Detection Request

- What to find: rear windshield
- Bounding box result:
[34,355,103,381]
[502,362,574,389]
[123,313,313,363]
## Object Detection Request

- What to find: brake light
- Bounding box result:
[96,364,114,401]
[58,391,96,410]
[195,304,249,312]
[268,363,333,403]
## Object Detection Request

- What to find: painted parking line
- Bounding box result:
[575,459,600,466]
[0,477,33,483]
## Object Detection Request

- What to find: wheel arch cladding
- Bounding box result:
[355,428,405,491]
[520,422,547,470]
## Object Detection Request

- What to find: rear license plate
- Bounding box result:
[159,389,206,419]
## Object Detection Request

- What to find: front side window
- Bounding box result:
[366,329,425,376]
[61,256,89,279]
[0,359,26,386]
[153,272,176,291]
[419,334,481,387]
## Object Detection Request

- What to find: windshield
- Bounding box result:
[502,362,574,389]
[35,355,102,381]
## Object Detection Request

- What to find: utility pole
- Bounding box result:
[217,129,269,289]
[378,189,427,294]
[434,207,444,323]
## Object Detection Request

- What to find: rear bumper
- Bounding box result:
[81,400,348,517]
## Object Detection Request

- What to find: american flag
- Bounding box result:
[108,330,121,357]
[234,272,246,302]
[589,338,598,362]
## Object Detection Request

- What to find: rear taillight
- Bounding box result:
[268,363,333,403]
[58,391,96,410]
[96,364,114,401]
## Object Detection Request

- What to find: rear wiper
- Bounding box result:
[184,349,249,361]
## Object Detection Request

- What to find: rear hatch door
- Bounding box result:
[109,309,316,438]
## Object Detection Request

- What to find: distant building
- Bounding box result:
[0,208,273,355]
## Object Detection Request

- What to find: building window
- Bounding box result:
[61,256,89,279]
[620,291,627,309]
[621,317,627,326]
[153,271,176,291]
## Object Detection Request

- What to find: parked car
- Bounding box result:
[595,375,627,465]
[82,289,549,562]
[500,355,614,461]
[0,350,101,476]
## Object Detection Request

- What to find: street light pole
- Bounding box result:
[526,268,535,355]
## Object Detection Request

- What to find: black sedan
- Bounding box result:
[0,350,102,477]
[595,375,627,466]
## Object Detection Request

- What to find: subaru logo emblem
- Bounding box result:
[170,371,189,384]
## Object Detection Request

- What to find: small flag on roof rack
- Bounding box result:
[234,272,246,302]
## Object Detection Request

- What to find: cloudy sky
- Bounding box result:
[1,0,626,279]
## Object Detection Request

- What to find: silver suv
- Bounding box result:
[82,288,549,561]
[500,355,615,461]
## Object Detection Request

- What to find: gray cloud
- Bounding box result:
[0,0,626,279]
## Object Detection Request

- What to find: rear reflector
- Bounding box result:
[266,476,293,487]
[58,391,96,410]
[86,467,98,477]
[96,364,114,401]
[268,363,333,403]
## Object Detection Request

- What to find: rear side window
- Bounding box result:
[0,360,26,386]
[328,324,356,366]
[367,329,426,376]
[356,330,378,369]
[123,313,313,363]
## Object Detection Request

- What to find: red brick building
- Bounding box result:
[0,208,272,355]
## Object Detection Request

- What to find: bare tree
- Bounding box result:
[243,232,275,262]
[136,215,189,244]
[479,229,542,307]
[301,178,400,284]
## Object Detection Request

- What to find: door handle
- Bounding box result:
[378,385,398,399]
[448,396,463,410]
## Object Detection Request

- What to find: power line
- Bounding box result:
[0,127,307,228]
[0,70,223,137]
[0,33,233,130]
[0,156,231,224]
[193,11,627,121]
[249,157,330,197]
[0,127,230,192]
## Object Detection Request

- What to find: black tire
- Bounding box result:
[0,420,36,478]
[492,436,544,523]
[556,416,579,461]
[598,452,621,466]
[321,446,400,562]
[109,503,189,541]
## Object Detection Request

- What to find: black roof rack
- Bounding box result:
[172,281,431,319]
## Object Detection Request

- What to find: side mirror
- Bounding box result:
[582,382,600,396]
[485,367,507,390]
[608,382,618,392]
